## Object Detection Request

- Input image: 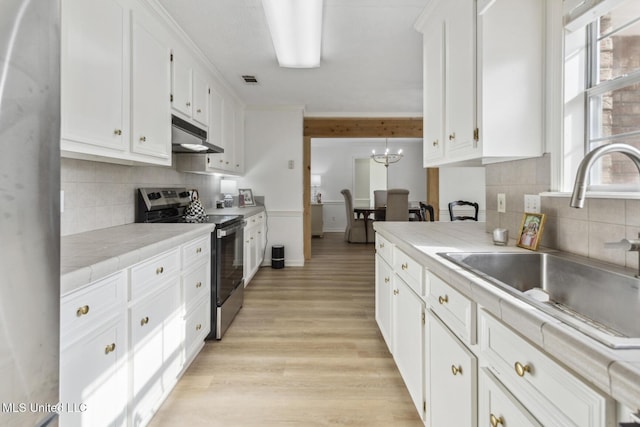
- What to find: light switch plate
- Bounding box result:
[497,193,506,213]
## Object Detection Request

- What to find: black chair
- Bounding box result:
[448,200,479,221]
[419,202,435,222]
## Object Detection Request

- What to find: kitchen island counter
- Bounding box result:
[374,221,640,413]
[61,223,215,295]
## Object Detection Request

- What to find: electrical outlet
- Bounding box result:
[497,193,506,213]
[524,194,541,213]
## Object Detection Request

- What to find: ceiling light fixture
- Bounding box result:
[371,139,403,167]
[261,0,323,68]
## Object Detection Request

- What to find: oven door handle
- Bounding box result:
[217,221,246,238]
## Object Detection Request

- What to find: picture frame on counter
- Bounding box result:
[238,188,255,207]
[517,212,546,250]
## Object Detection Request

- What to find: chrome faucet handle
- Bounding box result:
[604,238,640,251]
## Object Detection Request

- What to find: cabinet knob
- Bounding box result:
[196,247,202,253]
[156,266,164,275]
[489,414,504,427]
[384,277,390,283]
[207,157,211,164]
[104,343,116,355]
[514,361,531,377]
[432,140,439,147]
[76,305,90,317]
[401,262,408,270]
[197,108,202,113]
[379,242,384,248]
[451,365,462,376]
[393,289,399,295]
[449,132,456,141]
[196,281,202,288]
[196,323,202,331]
[438,295,449,305]
[113,129,122,136]
[186,101,191,107]
[139,136,146,142]
[141,316,150,326]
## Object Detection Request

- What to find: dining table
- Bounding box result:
[353,206,424,243]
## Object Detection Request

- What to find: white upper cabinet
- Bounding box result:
[61,0,172,166]
[416,0,544,167]
[131,13,171,160]
[61,0,128,153]
[170,51,210,128]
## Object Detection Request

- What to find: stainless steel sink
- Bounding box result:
[439,252,640,348]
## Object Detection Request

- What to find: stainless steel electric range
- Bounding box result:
[136,187,244,340]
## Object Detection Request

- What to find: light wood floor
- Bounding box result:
[150,233,423,427]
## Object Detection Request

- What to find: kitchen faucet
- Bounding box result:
[570,142,640,276]
[570,142,640,208]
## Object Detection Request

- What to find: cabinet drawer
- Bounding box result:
[61,271,126,343]
[130,248,180,300]
[393,247,423,296]
[375,234,393,265]
[479,368,542,427]
[182,234,210,269]
[479,310,612,427]
[183,261,209,309]
[428,271,475,344]
[184,298,210,361]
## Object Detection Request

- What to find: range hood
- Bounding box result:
[171,115,224,154]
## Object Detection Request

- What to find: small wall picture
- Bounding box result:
[238,188,255,207]
[517,212,546,250]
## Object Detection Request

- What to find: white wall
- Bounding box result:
[439,167,486,221]
[241,107,305,266]
[311,138,426,232]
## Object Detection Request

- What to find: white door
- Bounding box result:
[171,52,192,117]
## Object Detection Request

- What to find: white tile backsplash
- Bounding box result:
[61,157,222,236]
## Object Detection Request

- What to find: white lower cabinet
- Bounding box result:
[479,368,542,427]
[60,272,127,427]
[375,252,393,351]
[129,280,182,427]
[244,212,266,285]
[60,233,212,427]
[428,311,477,427]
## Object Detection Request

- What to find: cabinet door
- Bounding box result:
[61,0,127,151]
[130,281,182,426]
[375,255,393,351]
[131,14,171,162]
[233,105,245,173]
[479,368,542,427]
[423,12,445,164]
[60,316,127,427]
[192,72,209,127]
[445,0,476,156]
[393,278,425,420]
[429,311,477,427]
[171,52,192,117]
[208,87,224,150]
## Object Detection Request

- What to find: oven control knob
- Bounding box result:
[179,191,190,198]
[147,192,159,200]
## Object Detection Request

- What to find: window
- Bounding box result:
[583,1,640,189]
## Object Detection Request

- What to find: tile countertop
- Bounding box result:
[207,205,265,218]
[373,221,640,412]
[61,223,215,296]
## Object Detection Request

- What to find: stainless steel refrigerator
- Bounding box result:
[0,1,60,426]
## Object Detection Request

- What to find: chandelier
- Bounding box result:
[371,139,403,167]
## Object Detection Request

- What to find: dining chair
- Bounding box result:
[340,189,374,243]
[386,189,410,221]
[419,202,435,222]
[373,190,387,220]
[448,200,479,221]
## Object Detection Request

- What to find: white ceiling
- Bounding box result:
[156,0,428,115]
